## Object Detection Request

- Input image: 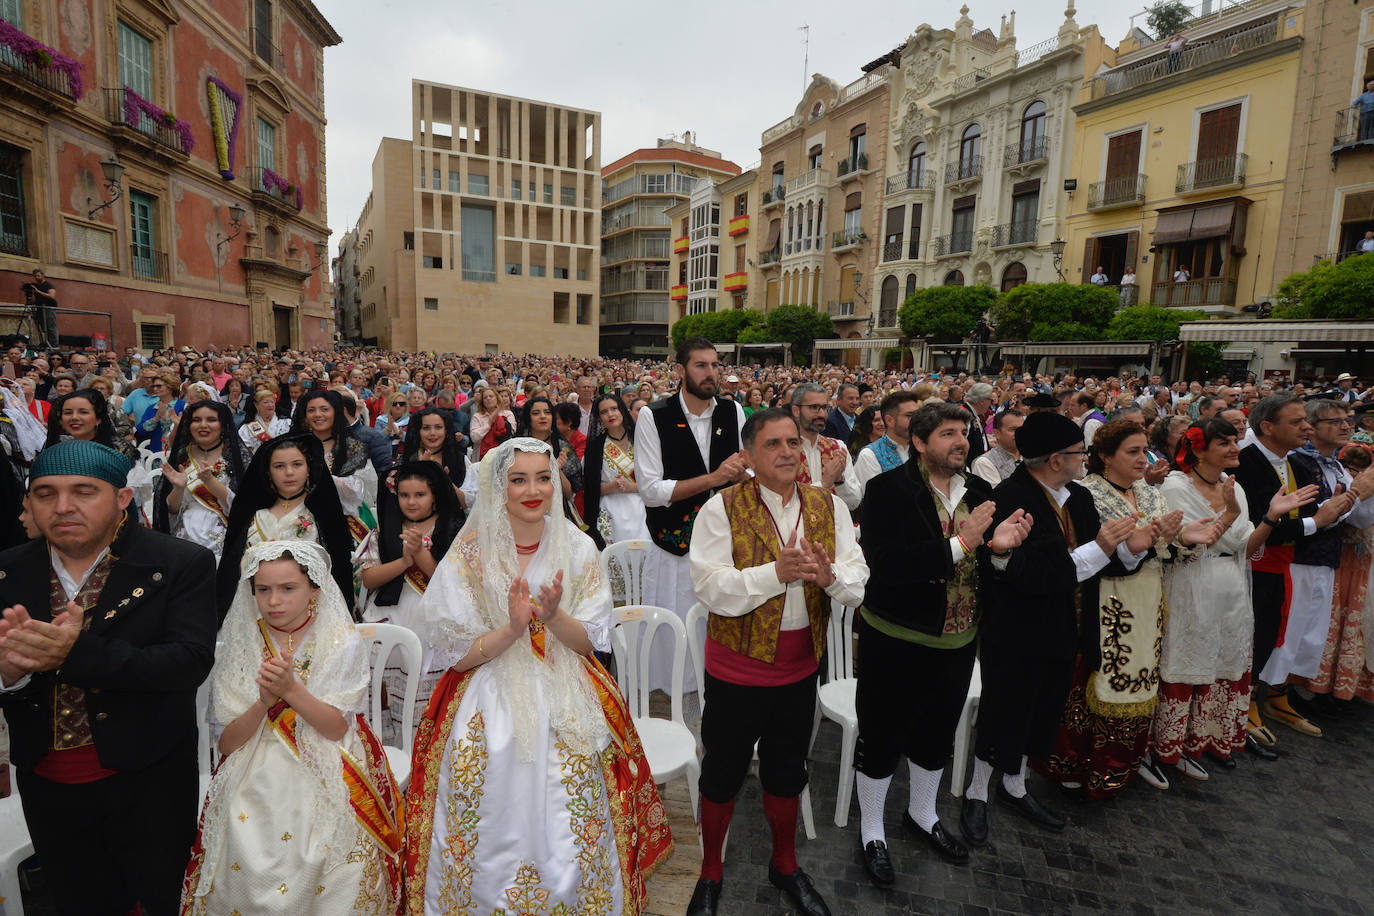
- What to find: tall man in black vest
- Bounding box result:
[634,336,747,690]
[0,440,217,915]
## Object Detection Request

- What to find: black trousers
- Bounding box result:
[18,743,199,916]
[973,643,1075,774]
[699,670,818,803]
[854,617,978,775]
[1251,570,1285,685]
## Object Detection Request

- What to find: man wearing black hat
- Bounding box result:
[0,439,217,915]
[961,412,1152,845]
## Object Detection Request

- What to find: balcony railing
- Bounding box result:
[759,248,782,266]
[1003,137,1047,167]
[762,186,785,206]
[249,27,284,72]
[836,154,868,177]
[786,168,830,196]
[1334,105,1374,148]
[944,157,982,183]
[886,170,936,194]
[934,231,974,256]
[832,230,866,250]
[883,239,905,261]
[0,36,81,100]
[1086,14,1283,102]
[950,68,991,93]
[601,270,669,294]
[827,300,856,317]
[1176,153,1247,193]
[879,307,899,328]
[1087,173,1146,210]
[461,268,496,282]
[130,245,170,283]
[991,220,1038,247]
[105,87,194,156]
[600,300,669,324]
[1150,277,1237,307]
[251,166,303,209]
[1015,36,1062,68]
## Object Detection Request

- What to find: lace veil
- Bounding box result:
[198,539,368,892]
[427,436,609,761]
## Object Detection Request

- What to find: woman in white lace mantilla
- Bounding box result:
[180,540,403,915]
[400,437,672,916]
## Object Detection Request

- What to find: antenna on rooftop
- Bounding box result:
[800,23,810,94]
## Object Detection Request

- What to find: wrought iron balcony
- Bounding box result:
[104,87,193,157]
[1150,277,1237,308]
[0,37,81,101]
[991,220,1037,248]
[934,231,974,257]
[1176,153,1247,193]
[1003,137,1047,167]
[886,170,935,194]
[250,27,284,72]
[130,245,170,283]
[883,239,905,262]
[832,230,866,250]
[1087,173,1146,210]
[944,157,982,184]
[1086,15,1283,102]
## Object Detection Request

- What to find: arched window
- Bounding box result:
[908,141,926,188]
[944,270,965,287]
[815,201,824,245]
[959,124,981,179]
[1001,261,1028,292]
[805,200,814,249]
[880,275,899,327]
[786,207,794,252]
[905,273,917,301]
[1020,101,1047,162]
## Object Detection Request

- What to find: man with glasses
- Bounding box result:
[961,411,1150,846]
[788,383,860,510]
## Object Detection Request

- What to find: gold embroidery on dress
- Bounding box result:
[436,712,488,914]
[504,863,552,913]
[557,738,616,914]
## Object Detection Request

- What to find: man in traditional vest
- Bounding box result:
[961,412,1150,845]
[854,390,920,495]
[0,440,217,915]
[686,408,869,916]
[969,406,1025,487]
[788,382,861,511]
[855,403,1031,885]
[634,336,747,689]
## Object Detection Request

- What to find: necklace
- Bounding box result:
[605,429,626,442]
[1192,467,1220,486]
[1105,476,1133,493]
[515,540,540,555]
[275,485,308,510]
[267,611,315,654]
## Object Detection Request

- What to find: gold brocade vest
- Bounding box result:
[48,551,114,751]
[707,482,836,664]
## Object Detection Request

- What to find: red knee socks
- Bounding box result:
[698,797,735,882]
[761,790,800,875]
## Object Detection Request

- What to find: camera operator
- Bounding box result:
[20,269,57,348]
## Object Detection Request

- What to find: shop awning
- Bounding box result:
[814,337,904,352]
[1152,210,1194,245]
[999,342,1153,357]
[1177,320,1374,342]
[1152,198,1248,246]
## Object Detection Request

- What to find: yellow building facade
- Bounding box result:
[1063,0,1304,314]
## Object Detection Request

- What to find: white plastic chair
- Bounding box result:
[611,604,701,847]
[356,622,425,792]
[809,601,859,827]
[684,602,815,841]
[949,659,982,799]
[601,539,651,606]
[0,790,29,916]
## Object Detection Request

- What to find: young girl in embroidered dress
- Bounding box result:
[180,540,402,915]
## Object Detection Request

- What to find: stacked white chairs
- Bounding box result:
[356,622,425,792]
[809,601,860,827]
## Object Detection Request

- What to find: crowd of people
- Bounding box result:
[0,335,1368,916]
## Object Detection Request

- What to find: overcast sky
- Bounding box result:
[320,0,1141,252]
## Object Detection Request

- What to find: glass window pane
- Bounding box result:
[460,205,495,281]
[117,22,153,99]
[257,118,275,172]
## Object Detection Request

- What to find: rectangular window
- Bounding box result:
[1011,190,1039,241]
[0,143,28,257]
[1,0,23,27]
[138,322,167,350]
[254,0,272,59]
[403,231,414,250]
[560,186,575,206]
[576,269,587,281]
[505,262,522,275]
[735,193,748,217]
[418,169,425,188]
[422,255,442,268]
[848,129,866,168]
[1196,104,1242,162]
[1105,130,1142,181]
[644,174,666,194]
[129,190,159,279]
[511,180,522,199]
[117,21,153,99]
[448,171,460,192]
[423,297,439,311]
[951,199,975,250]
[468,174,490,195]
[530,264,546,277]
[460,205,495,281]
[553,266,569,279]
[808,145,823,170]
[257,117,276,173]
[543,183,553,204]
[432,168,441,189]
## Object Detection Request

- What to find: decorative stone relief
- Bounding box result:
[60,0,93,57]
[903,53,939,97]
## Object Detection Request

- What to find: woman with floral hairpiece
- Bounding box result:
[153,400,246,562]
[400,437,672,916]
[180,540,403,914]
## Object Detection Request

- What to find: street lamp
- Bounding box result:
[307,241,329,276]
[215,203,246,292]
[1050,237,1067,281]
[86,156,126,219]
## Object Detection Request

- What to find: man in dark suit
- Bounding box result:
[961,382,993,463]
[0,440,217,916]
[855,402,1031,886]
[822,382,861,443]
[961,412,1149,845]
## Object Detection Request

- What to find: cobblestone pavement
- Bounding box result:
[692,699,1374,916]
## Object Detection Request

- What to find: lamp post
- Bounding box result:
[307,241,328,276]
[85,156,126,219]
[215,204,246,292]
[1050,237,1067,281]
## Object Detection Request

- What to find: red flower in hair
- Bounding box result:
[1175,425,1206,471]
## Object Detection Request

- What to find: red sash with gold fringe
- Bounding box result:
[186,472,230,525]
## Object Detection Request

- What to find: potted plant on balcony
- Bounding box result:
[837,159,850,177]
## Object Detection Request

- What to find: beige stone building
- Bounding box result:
[754,66,892,340]
[873,7,1113,330]
[664,169,759,321]
[355,81,601,354]
[599,138,739,357]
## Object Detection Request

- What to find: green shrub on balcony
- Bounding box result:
[1273,255,1374,319]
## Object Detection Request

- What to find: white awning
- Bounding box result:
[813,338,904,352]
[999,342,1153,357]
[1220,346,1255,360]
[1177,320,1374,342]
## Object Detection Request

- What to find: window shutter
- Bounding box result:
[1082,237,1097,280]
[1125,231,1139,270]
[845,192,862,212]
[885,206,905,236]
[849,123,867,138]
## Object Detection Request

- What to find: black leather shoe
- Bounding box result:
[686,878,722,916]
[959,797,988,847]
[902,812,970,864]
[768,862,831,916]
[1245,733,1278,761]
[995,784,1066,832]
[1309,693,1354,719]
[861,840,895,887]
[1204,750,1237,770]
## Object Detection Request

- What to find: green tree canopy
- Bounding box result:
[1272,255,1374,320]
[760,304,837,362]
[991,283,1119,341]
[1105,304,1207,341]
[898,285,997,342]
[1146,0,1190,38]
[668,308,765,351]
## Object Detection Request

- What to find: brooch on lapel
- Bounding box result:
[676,423,687,428]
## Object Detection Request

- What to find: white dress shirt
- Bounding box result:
[930,473,974,564]
[634,392,746,509]
[801,433,861,511]
[854,437,909,494]
[989,481,1145,580]
[1,546,111,693]
[1254,440,1317,537]
[690,484,868,630]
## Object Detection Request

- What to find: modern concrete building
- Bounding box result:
[0,0,340,350]
[355,81,601,354]
[872,6,1114,330]
[598,137,739,358]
